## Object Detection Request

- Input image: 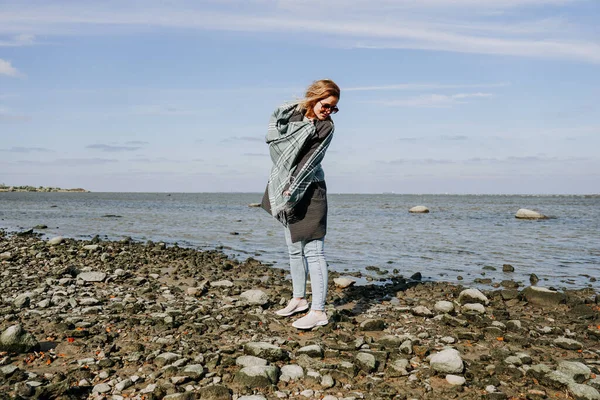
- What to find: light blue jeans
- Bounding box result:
[284,228,328,311]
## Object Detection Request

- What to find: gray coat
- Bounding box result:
[261,109,332,243]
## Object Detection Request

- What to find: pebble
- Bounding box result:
[446,374,466,386]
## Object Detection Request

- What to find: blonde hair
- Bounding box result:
[298,79,340,118]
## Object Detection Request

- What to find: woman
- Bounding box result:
[261,79,340,329]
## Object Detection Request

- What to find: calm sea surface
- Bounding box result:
[1,192,599,290]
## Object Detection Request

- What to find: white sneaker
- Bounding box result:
[292,311,328,329]
[275,298,309,317]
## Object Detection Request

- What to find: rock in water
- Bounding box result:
[515,209,548,219]
[0,325,39,353]
[409,206,429,213]
[530,273,540,285]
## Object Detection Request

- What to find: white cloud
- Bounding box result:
[0,1,598,63]
[0,34,36,47]
[346,83,508,92]
[0,107,29,121]
[0,59,20,77]
[374,92,493,107]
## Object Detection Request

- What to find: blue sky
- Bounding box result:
[1,0,599,194]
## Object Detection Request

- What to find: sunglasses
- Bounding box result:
[319,101,339,114]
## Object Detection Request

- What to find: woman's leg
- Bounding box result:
[303,237,328,311]
[291,236,328,329]
[284,227,308,299]
[275,227,310,317]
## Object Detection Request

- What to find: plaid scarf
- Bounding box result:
[266,102,334,226]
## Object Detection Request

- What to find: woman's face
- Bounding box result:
[312,95,339,121]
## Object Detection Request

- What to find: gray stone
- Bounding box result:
[526,364,553,380]
[155,352,181,367]
[446,374,466,386]
[462,303,486,314]
[504,356,523,366]
[387,358,410,377]
[333,277,356,288]
[92,383,112,393]
[557,361,592,383]
[568,383,600,400]
[13,292,32,308]
[0,251,11,261]
[0,325,39,353]
[355,352,377,373]
[441,336,456,344]
[516,352,532,364]
[182,364,205,379]
[83,244,100,251]
[411,306,433,317]
[321,374,334,388]
[236,356,268,368]
[238,396,266,400]
[400,340,413,355]
[77,271,107,282]
[240,289,269,306]
[515,208,547,219]
[409,206,429,213]
[244,342,287,362]
[458,289,489,305]
[1,365,18,377]
[279,364,304,382]
[297,344,323,358]
[115,379,133,392]
[210,280,234,288]
[429,349,464,374]
[506,320,523,331]
[521,286,566,307]
[542,371,575,390]
[554,337,583,351]
[359,319,385,331]
[434,301,454,313]
[199,385,232,400]
[78,297,100,306]
[48,236,64,245]
[236,365,279,387]
[378,335,402,348]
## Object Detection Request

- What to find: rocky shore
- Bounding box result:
[1,230,599,400]
[0,185,88,193]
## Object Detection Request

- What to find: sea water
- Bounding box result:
[1,192,598,290]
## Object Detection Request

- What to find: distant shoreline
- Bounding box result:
[0,185,88,193]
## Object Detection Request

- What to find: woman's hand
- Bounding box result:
[283,190,291,196]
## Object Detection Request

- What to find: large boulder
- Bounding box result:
[515,209,547,219]
[429,349,464,374]
[244,342,287,362]
[235,365,279,387]
[239,290,269,306]
[409,206,429,213]
[521,286,566,307]
[0,325,39,353]
[458,288,489,305]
